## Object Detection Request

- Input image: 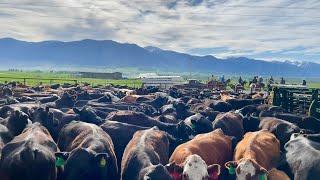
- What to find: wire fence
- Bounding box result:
[0,76,142,88]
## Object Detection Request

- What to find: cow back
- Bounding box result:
[170,129,232,167]
[234,130,280,170]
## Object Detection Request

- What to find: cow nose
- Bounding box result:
[182,173,189,180]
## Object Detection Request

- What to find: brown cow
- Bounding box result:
[121,95,155,103]
[121,127,172,180]
[225,130,280,180]
[220,92,234,102]
[0,123,58,180]
[169,129,233,180]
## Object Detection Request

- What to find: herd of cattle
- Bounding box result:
[0,83,319,180]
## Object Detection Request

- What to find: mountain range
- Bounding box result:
[0,38,319,77]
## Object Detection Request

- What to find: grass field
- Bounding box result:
[0,71,319,89]
[0,71,142,88]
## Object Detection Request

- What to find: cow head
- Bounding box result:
[150,94,168,109]
[161,104,176,115]
[73,106,104,125]
[212,101,232,112]
[237,105,258,117]
[242,114,260,133]
[76,91,91,101]
[31,107,59,140]
[289,132,312,141]
[169,154,220,180]
[188,113,213,134]
[55,148,112,180]
[0,105,14,118]
[225,159,268,180]
[141,164,172,180]
[175,121,194,140]
[173,100,189,119]
[55,92,75,108]
[7,110,30,136]
[271,122,299,147]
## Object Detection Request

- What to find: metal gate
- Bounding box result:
[272,87,320,119]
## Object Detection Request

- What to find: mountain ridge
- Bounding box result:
[0,38,319,77]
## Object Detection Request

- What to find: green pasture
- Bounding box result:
[0,71,142,88]
[0,71,319,89]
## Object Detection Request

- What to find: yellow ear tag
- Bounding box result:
[100,157,107,168]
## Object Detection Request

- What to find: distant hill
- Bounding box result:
[0,38,319,77]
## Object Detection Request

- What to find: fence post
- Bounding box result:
[23,78,26,85]
[289,92,294,113]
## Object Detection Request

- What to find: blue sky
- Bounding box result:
[0,0,319,63]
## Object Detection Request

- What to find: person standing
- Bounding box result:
[302,80,307,86]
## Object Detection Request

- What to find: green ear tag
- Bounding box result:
[55,157,65,167]
[228,166,235,175]
[190,123,196,130]
[259,173,267,180]
[100,157,107,168]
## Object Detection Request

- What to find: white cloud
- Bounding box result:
[0,0,319,62]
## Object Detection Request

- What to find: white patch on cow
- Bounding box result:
[188,135,195,139]
[87,123,98,135]
[290,133,299,140]
[135,128,156,167]
[235,110,244,119]
[236,160,256,180]
[183,154,208,180]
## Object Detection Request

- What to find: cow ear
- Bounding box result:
[190,119,197,125]
[258,167,268,174]
[14,110,20,116]
[55,152,69,167]
[165,162,183,173]
[95,153,109,168]
[208,164,221,176]
[165,163,183,179]
[72,107,81,114]
[165,162,175,173]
